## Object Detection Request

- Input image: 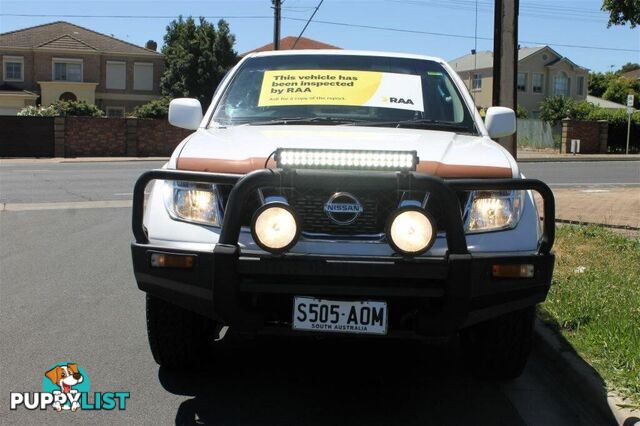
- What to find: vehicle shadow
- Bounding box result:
[159,336,530,426]
[533,318,637,425]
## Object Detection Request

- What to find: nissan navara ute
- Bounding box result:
[131,50,555,379]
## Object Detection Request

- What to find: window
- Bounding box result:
[53,59,82,82]
[133,63,153,91]
[517,72,527,92]
[3,56,24,82]
[577,75,585,96]
[106,106,125,117]
[472,73,482,90]
[532,73,544,94]
[106,61,126,90]
[553,71,570,96]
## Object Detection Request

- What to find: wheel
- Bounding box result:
[146,294,218,369]
[460,306,535,380]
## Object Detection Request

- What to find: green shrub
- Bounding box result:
[539,96,640,126]
[516,104,529,119]
[132,97,170,119]
[55,100,104,117]
[586,107,640,126]
[17,100,104,117]
[17,105,58,116]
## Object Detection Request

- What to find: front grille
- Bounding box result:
[219,184,469,239]
[291,188,397,236]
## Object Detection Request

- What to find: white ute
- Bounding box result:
[131,50,556,379]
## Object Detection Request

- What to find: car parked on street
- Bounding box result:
[131,50,555,379]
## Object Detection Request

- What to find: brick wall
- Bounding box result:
[136,119,191,156]
[65,116,127,156]
[39,116,189,157]
[561,119,608,154]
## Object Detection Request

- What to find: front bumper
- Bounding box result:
[131,168,556,336]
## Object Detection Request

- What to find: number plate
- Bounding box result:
[292,297,388,335]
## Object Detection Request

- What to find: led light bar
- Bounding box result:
[275,148,418,171]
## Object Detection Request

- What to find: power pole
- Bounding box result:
[492,0,519,158]
[273,0,282,50]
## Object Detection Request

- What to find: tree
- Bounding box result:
[618,62,640,74]
[602,0,640,28]
[539,96,577,126]
[603,77,640,106]
[588,71,617,98]
[160,17,238,109]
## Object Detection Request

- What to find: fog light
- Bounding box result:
[150,253,195,268]
[251,203,300,253]
[386,207,436,256]
[492,264,534,278]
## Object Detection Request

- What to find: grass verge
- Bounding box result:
[539,225,640,407]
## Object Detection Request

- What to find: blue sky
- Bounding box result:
[1,0,638,72]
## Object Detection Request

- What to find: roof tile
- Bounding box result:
[0,21,160,56]
[242,36,340,56]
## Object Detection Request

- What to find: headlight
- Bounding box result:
[164,180,221,226]
[465,190,524,233]
[386,207,436,256]
[251,203,300,254]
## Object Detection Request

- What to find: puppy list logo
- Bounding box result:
[10,362,130,412]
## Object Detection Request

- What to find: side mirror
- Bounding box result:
[168,98,203,130]
[485,106,516,139]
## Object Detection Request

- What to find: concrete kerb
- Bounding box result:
[534,319,640,425]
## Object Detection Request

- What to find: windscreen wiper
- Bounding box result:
[243,117,367,126]
[346,119,475,133]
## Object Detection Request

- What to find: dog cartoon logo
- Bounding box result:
[10,362,129,411]
[44,363,85,411]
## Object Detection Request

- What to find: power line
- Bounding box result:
[1,12,637,53]
[281,16,640,53]
[385,0,608,23]
[291,0,324,49]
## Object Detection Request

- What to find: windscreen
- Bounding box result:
[211,54,476,133]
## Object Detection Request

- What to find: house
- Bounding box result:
[0,21,164,116]
[241,36,340,56]
[449,46,589,117]
[621,69,640,80]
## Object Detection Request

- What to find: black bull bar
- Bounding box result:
[132,168,555,332]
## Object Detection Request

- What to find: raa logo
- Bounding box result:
[382,96,415,105]
[9,362,130,412]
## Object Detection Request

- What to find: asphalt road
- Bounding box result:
[0,160,632,425]
[0,209,617,425]
[0,160,638,205]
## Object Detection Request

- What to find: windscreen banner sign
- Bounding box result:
[258,69,424,111]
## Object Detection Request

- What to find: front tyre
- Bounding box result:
[460,306,536,380]
[146,294,218,369]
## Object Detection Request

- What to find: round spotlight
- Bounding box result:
[386,207,437,256]
[251,203,300,254]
